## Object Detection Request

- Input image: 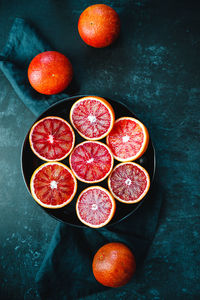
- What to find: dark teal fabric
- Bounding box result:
[0,18,68,116]
[35,180,162,300]
[0,18,162,299]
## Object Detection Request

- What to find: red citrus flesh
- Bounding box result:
[30,162,77,209]
[92,242,136,287]
[78,4,120,48]
[106,117,149,162]
[70,141,114,183]
[29,116,75,161]
[108,162,150,204]
[76,186,116,228]
[70,96,115,140]
[28,51,73,95]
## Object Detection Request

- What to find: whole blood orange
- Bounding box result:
[30,162,77,209]
[108,162,150,204]
[106,117,149,162]
[76,186,116,228]
[29,116,75,161]
[69,141,113,183]
[70,96,115,140]
[28,51,73,95]
[78,4,120,48]
[92,242,136,287]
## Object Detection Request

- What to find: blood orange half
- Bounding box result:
[29,116,75,161]
[76,186,116,228]
[108,162,150,204]
[69,141,114,183]
[106,117,149,162]
[30,162,77,209]
[70,96,115,140]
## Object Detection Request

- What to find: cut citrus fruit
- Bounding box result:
[76,186,116,228]
[106,117,149,162]
[69,141,114,183]
[30,162,77,209]
[70,96,115,140]
[29,116,75,161]
[108,162,150,204]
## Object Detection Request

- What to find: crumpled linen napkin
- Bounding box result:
[0,17,69,116]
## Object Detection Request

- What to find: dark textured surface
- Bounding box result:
[0,16,161,300]
[0,0,199,299]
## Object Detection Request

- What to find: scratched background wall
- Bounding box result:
[0,0,199,299]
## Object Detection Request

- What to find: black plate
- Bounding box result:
[21,95,156,227]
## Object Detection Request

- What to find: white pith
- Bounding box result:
[48,134,54,144]
[125,178,132,186]
[92,204,98,210]
[50,180,57,189]
[87,158,94,164]
[88,115,96,123]
[122,135,130,143]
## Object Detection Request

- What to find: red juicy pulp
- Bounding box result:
[77,188,113,225]
[110,163,148,202]
[70,142,113,182]
[107,119,144,159]
[33,164,75,205]
[31,118,74,160]
[71,99,112,139]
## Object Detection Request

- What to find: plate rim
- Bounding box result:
[21,94,156,228]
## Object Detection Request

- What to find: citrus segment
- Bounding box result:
[76,186,116,228]
[108,162,150,204]
[70,96,115,140]
[30,162,77,209]
[29,116,75,161]
[70,141,114,183]
[106,117,149,162]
